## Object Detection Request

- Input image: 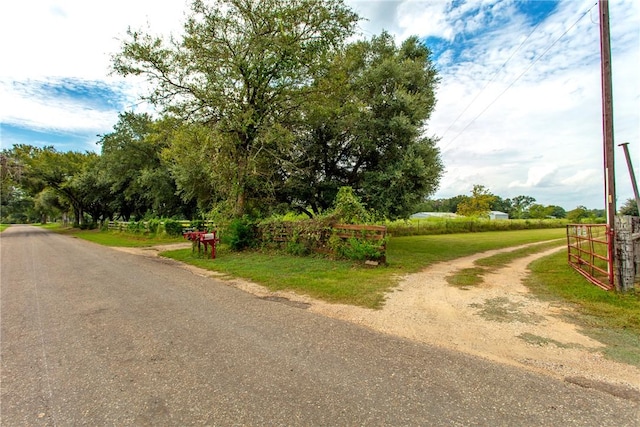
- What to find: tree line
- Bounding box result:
[416,183,638,221]
[1,0,444,226]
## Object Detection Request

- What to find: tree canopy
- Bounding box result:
[4,0,448,224]
[280,32,442,219]
[113,0,360,217]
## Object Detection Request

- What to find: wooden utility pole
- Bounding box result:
[599,0,618,287]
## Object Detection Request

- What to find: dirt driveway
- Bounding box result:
[124,243,640,395]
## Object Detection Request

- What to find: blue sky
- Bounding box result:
[1,0,639,210]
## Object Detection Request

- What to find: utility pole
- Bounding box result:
[599,0,617,286]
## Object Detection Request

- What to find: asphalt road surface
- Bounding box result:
[1,225,638,426]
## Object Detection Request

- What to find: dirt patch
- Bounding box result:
[118,242,640,395]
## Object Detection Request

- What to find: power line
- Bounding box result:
[440,2,599,152]
[440,7,553,139]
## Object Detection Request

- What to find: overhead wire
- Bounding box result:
[440,7,553,139]
[440,2,599,152]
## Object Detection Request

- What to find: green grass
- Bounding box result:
[446,267,487,288]
[0,224,9,233]
[162,228,566,308]
[525,251,640,366]
[164,247,394,307]
[386,228,565,272]
[50,226,185,247]
[446,240,565,288]
[37,222,64,230]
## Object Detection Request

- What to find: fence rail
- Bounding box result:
[566,224,613,290]
[257,221,387,262]
[107,220,215,233]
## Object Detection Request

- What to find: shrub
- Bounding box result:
[163,219,184,237]
[147,218,161,234]
[286,240,311,256]
[331,236,385,261]
[225,217,256,251]
[127,221,146,234]
[332,186,371,224]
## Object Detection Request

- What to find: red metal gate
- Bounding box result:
[566,224,614,290]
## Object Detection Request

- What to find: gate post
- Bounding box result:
[615,215,640,292]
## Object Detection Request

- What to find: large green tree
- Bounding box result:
[280,32,443,219]
[98,112,190,220]
[456,185,497,217]
[113,0,359,217]
[509,195,536,219]
[8,145,96,225]
[619,198,639,216]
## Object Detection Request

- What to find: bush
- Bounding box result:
[163,219,184,237]
[148,218,161,234]
[331,236,385,261]
[127,221,146,234]
[225,217,256,251]
[286,240,311,256]
[332,186,371,224]
[386,217,567,237]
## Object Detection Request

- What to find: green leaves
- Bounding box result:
[108,1,444,220]
[113,0,360,217]
[456,185,497,217]
[283,31,443,219]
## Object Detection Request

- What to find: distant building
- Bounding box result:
[488,211,509,220]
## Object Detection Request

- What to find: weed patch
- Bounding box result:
[470,297,545,324]
[446,267,486,288]
[517,333,582,349]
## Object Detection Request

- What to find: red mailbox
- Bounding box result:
[183,230,220,259]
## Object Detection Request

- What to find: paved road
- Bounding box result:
[1,225,638,426]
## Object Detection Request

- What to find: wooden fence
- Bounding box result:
[107,220,215,233]
[258,221,387,262]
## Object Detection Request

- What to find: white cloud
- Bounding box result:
[0,79,119,134]
[1,0,638,210]
[0,0,188,80]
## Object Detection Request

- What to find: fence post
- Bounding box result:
[615,215,639,292]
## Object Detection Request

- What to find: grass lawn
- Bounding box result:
[162,228,567,308]
[0,224,9,233]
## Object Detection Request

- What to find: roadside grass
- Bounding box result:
[45,224,185,247]
[446,239,565,288]
[525,251,640,366]
[162,228,566,308]
[0,224,9,233]
[164,247,393,307]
